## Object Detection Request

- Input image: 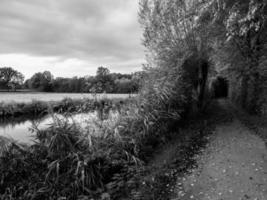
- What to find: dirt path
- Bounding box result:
[172,101,267,200]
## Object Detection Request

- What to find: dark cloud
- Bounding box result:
[0,0,144,76]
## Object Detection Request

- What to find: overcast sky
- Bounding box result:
[0,0,145,78]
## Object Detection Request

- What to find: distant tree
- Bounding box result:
[96,67,110,77]
[115,78,134,93]
[0,67,24,91]
[29,72,44,90]
[23,79,30,89]
[82,76,94,93]
[94,67,115,93]
[52,77,70,92]
[29,71,54,92]
[8,72,24,91]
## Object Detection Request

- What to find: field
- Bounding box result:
[0,92,133,103]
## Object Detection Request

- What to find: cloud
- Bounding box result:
[0,0,145,78]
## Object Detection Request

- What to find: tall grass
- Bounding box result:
[0,101,146,199]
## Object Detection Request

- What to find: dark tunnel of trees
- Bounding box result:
[212,77,229,99]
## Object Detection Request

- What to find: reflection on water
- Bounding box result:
[0,112,101,144]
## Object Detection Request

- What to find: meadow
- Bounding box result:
[0,92,133,103]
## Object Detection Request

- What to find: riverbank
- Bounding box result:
[0,97,132,119]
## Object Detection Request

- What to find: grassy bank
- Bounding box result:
[0,97,131,119]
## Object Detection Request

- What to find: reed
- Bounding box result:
[0,97,131,119]
[0,101,145,199]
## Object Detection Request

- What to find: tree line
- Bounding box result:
[0,66,145,93]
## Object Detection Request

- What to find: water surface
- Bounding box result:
[0,112,99,144]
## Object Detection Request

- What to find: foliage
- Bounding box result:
[0,67,24,91]
[225,0,267,114]
[52,76,87,93]
[198,0,267,114]
[28,71,54,92]
[139,0,213,127]
[139,0,267,115]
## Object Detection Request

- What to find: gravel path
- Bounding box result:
[173,102,267,200]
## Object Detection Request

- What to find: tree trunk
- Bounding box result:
[198,62,208,109]
[240,75,249,109]
[250,72,261,114]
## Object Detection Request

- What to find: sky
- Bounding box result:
[0,0,145,79]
